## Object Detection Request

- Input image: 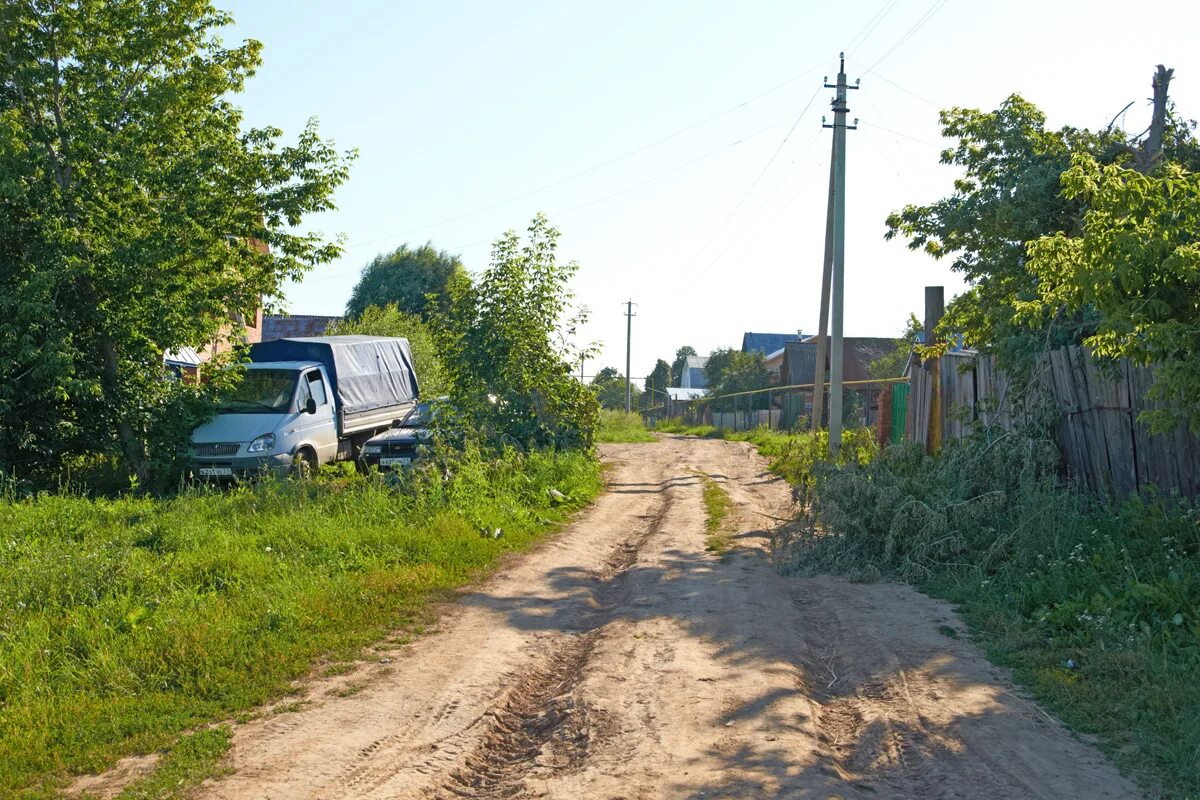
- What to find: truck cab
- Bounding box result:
[190,362,335,477]
[190,336,419,478]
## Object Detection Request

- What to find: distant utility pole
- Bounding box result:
[821,53,858,457]
[624,300,637,413]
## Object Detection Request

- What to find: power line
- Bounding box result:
[857,119,940,147]
[848,62,940,108]
[342,60,829,252]
[552,110,801,218]
[692,126,824,277]
[845,0,899,56]
[715,148,827,279]
[860,0,951,75]
[688,83,825,267]
[303,109,806,285]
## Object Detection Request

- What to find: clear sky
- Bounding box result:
[224,0,1198,382]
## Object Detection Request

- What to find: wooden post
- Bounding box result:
[929,358,942,454]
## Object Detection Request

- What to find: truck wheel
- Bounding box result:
[293,448,317,479]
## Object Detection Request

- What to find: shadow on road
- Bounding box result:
[454,460,1074,799]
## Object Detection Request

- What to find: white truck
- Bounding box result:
[189,336,420,478]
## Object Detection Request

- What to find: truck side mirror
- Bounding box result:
[305,397,317,415]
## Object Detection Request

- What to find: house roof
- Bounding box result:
[163,346,202,367]
[782,341,818,386]
[843,338,901,381]
[665,387,707,401]
[781,337,900,385]
[262,314,342,342]
[684,355,708,370]
[741,331,802,356]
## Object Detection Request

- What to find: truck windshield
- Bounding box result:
[221,369,297,413]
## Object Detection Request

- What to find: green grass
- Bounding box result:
[112,727,232,800]
[652,419,716,437]
[777,438,1200,798]
[0,448,603,799]
[596,410,657,443]
[699,474,732,556]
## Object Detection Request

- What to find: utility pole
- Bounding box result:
[811,136,837,434]
[624,300,636,413]
[822,53,858,456]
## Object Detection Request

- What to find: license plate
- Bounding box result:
[199,467,233,477]
[379,457,412,467]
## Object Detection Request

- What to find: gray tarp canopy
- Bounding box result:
[248,336,420,415]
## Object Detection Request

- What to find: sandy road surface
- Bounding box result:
[180,437,1136,799]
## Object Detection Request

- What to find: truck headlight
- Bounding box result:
[247,433,276,453]
[362,444,381,455]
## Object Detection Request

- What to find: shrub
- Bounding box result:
[432,215,598,451]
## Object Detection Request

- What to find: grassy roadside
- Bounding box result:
[0,449,603,799]
[775,439,1200,798]
[596,410,656,443]
[699,474,732,556]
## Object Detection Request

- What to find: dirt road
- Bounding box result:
[192,437,1136,799]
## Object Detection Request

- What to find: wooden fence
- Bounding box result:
[908,345,1200,499]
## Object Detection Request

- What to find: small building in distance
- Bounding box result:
[778,336,901,427]
[780,336,898,386]
[764,347,787,384]
[679,355,709,389]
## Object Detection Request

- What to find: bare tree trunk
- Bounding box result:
[1137,65,1174,173]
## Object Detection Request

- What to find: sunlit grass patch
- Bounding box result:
[700,474,732,556]
[112,727,232,800]
[596,410,656,443]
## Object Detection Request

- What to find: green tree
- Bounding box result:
[433,215,598,450]
[345,243,464,320]
[646,359,671,402]
[868,313,921,379]
[591,367,641,411]
[887,92,1200,363]
[327,304,447,398]
[0,1,353,487]
[704,348,768,411]
[885,96,1123,357]
[1025,155,1200,432]
[671,345,697,386]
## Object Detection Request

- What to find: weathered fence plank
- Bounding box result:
[910,346,1200,500]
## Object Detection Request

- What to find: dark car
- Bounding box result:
[358,399,439,471]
